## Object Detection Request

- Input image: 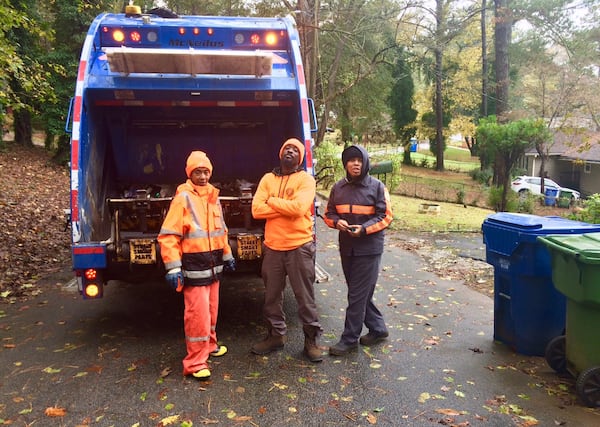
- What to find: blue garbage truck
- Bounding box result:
[66,5,317,299]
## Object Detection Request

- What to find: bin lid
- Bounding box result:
[482,213,599,233]
[538,233,600,264]
[482,213,600,255]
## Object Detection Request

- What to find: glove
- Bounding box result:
[223,258,236,272]
[165,268,184,292]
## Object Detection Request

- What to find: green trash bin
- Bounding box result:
[557,190,573,208]
[538,232,600,407]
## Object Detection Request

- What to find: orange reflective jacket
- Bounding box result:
[158,181,233,286]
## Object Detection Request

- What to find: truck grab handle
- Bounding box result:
[308,98,318,133]
[65,97,74,134]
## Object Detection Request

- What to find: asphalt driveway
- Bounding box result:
[1,219,599,426]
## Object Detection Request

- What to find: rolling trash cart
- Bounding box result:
[539,232,600,408]
[481,213,600,356]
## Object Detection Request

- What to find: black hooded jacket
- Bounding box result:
[324,145,393,256]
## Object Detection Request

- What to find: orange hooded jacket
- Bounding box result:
[251,139,316,251]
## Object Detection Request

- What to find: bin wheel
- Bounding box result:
[576,366,600,408]
[544,335,567,373]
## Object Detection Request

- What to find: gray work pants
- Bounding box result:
[339,253,387,344]
[261,241,322,336]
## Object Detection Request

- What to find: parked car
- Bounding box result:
[510,176,580,200]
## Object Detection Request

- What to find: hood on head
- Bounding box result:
[341,145,370,179]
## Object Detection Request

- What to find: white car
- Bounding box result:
[510,176,580,200]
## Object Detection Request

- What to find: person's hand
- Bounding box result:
[336,219,351,232]
[165,268,184,292]
[348,225,363,237]
[224,258,236,272]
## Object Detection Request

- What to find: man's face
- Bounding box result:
[190,167,211,186]
[281,144,300,169]
[345,157,362,178]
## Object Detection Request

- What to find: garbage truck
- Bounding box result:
[66,4,317,299]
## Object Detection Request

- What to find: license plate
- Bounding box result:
[237,234,262,260]
[130,239,156,264]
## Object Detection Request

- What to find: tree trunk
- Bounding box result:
[481,0,488,117]
[434,0,445,171]
[13,109,33,146]
[494,0,511,123]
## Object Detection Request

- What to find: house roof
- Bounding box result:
[524,130,600,164]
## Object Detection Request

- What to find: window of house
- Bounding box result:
[584,163,592,174]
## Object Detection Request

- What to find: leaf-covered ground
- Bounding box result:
[0,142,71,300]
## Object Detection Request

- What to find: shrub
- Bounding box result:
[456,188,465,205]
[314,141,342,189]
[469,167,493,185]
[487,186,519,212]
[569,194,600,223]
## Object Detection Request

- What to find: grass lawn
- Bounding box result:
[389,194,494,233]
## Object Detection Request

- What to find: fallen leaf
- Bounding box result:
[160,414,180,425]
[45,406,67,417]
[418,392,431,403]
[436,408,462,416]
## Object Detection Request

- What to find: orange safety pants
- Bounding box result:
[182,281,220,376]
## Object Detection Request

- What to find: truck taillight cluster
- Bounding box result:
[82,268,103,299]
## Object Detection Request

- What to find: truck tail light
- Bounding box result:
[82,268,103,299]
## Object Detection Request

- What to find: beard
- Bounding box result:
[281,156,297,170]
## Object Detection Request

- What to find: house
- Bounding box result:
[516,130,600,198]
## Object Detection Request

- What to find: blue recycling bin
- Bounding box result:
[482,213,600,356]
[409,137,418,152]
[544,188,559,206]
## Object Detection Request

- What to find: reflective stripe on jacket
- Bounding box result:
[158,180,233,286]
[324,145,393,256]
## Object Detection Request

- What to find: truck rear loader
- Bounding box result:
[67,5,317,299]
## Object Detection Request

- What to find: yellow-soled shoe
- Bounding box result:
[210,345,227,357]
[192,368,211,380]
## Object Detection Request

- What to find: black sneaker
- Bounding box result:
[329,341,358,356]
[359,331,389,346]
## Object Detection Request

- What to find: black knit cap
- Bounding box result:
[341,145,363,165]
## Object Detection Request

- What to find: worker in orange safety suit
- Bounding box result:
[158,150,235,380]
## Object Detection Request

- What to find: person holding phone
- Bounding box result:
[323,145,394,356]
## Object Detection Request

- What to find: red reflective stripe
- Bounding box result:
[70,190,79,221]
[73,246,104,254]
[77,60,86,81]
[297,63,305,85]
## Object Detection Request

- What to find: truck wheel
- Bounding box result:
[544,335,567,373]
[576,366,600,408]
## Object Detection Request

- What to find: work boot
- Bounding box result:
[303,325,324,363]
[251,332,286,355]
[329,340,359,356]
[359,331,389,346]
